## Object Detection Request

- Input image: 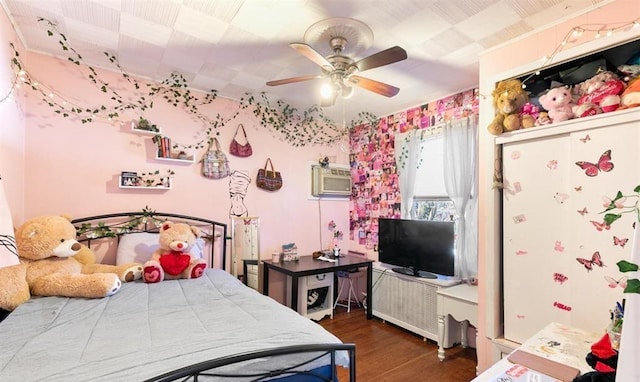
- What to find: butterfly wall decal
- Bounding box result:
[579,134,591,143]
[590,220,611,231]
[575,149,614,177]
[576,251,605,271]
[577,207,588,216]
[613,236,628,248]
[605,275,627,288]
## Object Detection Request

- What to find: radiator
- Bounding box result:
[372,266,459,347]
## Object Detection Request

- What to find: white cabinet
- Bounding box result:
[286,273,334,321]
[231,217,260,290]
[500,110,639,343]
[372,263,460,344]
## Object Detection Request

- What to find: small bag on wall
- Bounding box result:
[200,138,230,179]
[229,124,253,158]
[256,158,283,191]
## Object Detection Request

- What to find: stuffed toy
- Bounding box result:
[572,333,618,382]
[538,86,576,123]
[535,111,552,126]
[142,221,206,283]
[0,215,144,311]
[575,71,626,116]
[619,76,640,109]
[487,79,535,135]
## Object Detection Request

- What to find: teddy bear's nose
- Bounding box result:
[71,243,81,251]
[177,243,184,249]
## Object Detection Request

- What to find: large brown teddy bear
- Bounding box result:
[0,215,143,311]
[143,221,206,283]
[487,79,535,135]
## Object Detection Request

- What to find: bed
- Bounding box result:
[0,210,355,381]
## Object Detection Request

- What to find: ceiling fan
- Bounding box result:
[266,18,408,107]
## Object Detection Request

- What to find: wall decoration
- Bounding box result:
[347,88,479,250]
[576,251,605,271]
[228,170,251,217]
[553,272,568,284]
[590,220,611,231]
[575,149,614,177]
[553,301,572,311]
[5,18,377,148]
[605,275,627,289]
[613,235,628,248]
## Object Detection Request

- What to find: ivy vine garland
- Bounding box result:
[7,17,379,148]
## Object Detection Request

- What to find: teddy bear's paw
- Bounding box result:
[107,279,122,296]
[123,265,144,282]
[143,264,163,283]
[190,263,206,279]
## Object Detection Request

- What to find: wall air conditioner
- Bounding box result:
[311,165,352,197]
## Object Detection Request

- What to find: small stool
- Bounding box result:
[333,269,364,312]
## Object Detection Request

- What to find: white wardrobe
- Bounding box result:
[498,109,639,343]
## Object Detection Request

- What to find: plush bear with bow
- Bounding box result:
[142,221,206,283]
[0,215,143,312]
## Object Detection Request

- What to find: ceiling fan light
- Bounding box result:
[342,85,354,99]
[320,83,334,98]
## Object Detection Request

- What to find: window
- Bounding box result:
[413,198,455,222]
[412,134,455,222]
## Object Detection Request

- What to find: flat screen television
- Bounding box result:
[378,218,455,279]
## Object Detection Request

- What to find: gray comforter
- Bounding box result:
[0,269,348,381]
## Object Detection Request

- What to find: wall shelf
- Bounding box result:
[130,121,160,136]
[155,152,195,163]
[119,175,172,190]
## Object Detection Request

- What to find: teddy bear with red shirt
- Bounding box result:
[574,70,626,118]
[142,221,206,283]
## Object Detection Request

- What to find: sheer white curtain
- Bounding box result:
[443,116,478,281]
[394,129,421,219]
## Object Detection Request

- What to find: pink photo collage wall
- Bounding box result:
[349,88,479,250]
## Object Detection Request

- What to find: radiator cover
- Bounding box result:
[372,265,459,347]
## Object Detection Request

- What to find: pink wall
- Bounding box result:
[477,0,640,372]
[1,11,352,300]
[0,6,26,223]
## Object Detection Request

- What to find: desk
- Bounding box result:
[263,255,374,320]
[473,322,600,381]
[436,283,478,362]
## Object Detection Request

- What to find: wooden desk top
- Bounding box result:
[263,255,373,277]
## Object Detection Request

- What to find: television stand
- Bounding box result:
[391,267,438,279]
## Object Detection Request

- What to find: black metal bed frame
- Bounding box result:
[144,344,356,382]
[70,209,228,270]
[68,210,356,381]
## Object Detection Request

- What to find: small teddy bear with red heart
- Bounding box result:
[143,221,206,283]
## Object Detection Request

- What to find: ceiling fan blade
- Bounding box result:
[290,42,334,71]
[352,46,407,73]
[266,74,322,86]
[349,75,400,97]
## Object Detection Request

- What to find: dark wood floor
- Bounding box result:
[318,306,477,382]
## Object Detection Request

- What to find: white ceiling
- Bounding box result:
[1,0,608,123]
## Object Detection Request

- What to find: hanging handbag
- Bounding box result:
[256,158,283,191]
[229,124,253,157]
[200,138,230,179]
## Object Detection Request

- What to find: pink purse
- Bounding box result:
[229,124,253,158]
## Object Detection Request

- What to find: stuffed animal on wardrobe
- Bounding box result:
[487,79,536,135]
[538,86,576,123]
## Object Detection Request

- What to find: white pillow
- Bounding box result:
[116,232,204,265]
